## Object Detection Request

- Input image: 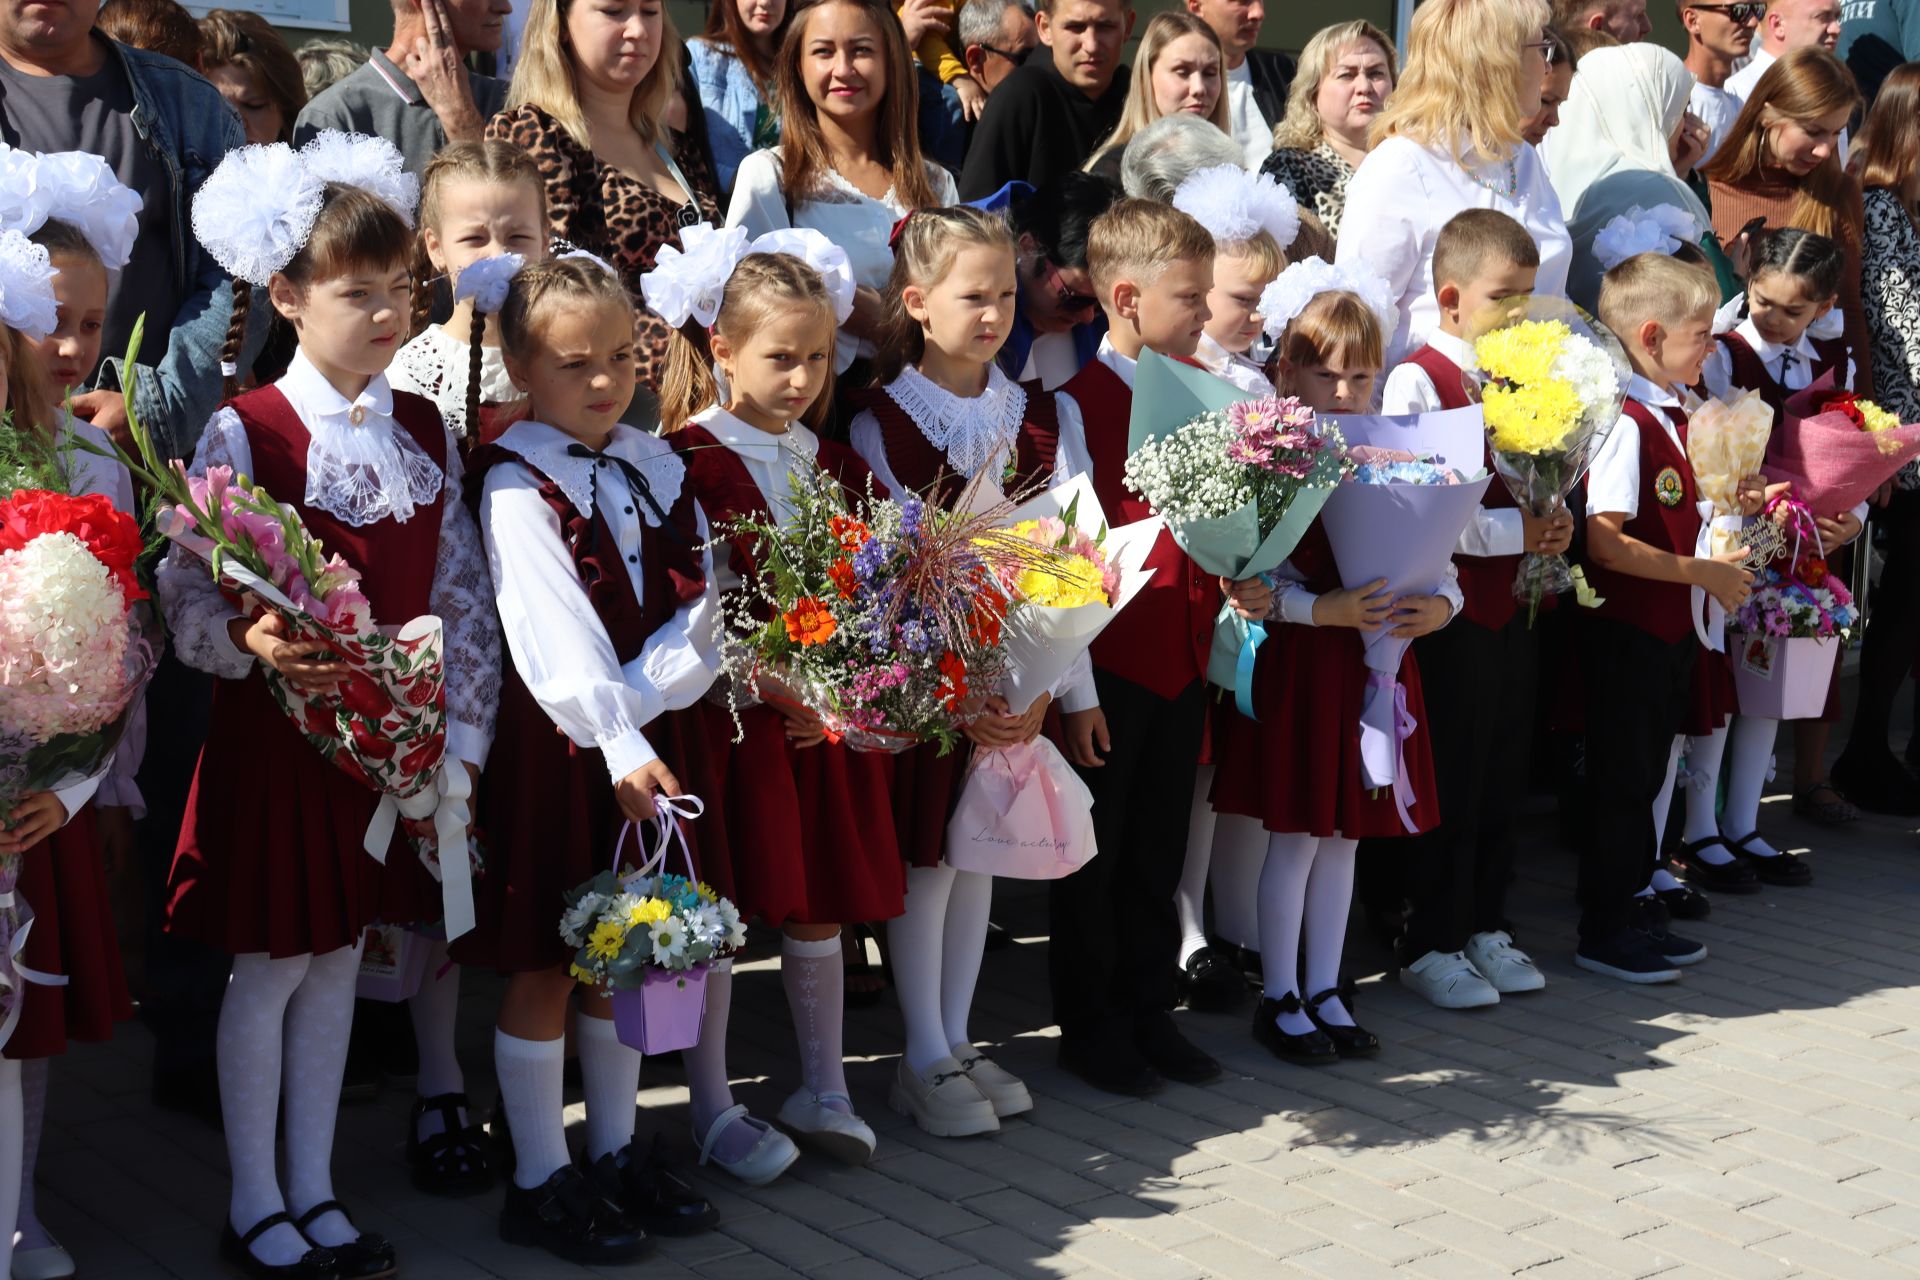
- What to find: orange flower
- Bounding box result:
[783,597,838,646]
[1803,557,1828,586]
[827,558,858,600]
[829,515,870,552]
[937,651,969,709]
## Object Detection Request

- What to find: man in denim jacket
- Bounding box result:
[0,0,244,460]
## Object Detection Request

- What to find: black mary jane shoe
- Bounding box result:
[292,1202,396,1280]
[1724,831,1813,886]
[1251,994,1338,1066]
[501,1165,650,1266]
[221,1213,339,1280]
[1673,837,1761,893]
[1654,881,1712,921]
[1305,987,1381,1059]
[408,1091,499,1196]
[1177,945,1251,1013]
[581,1136,720,1236]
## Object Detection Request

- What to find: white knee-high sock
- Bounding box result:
[887,864,955,1076]
[1301,837,1359,1027]
[940,868,992,1052]
[781,934,850,1109]
[408,937,464,1138]
[494,1030,569,1189]
[1176,765,1218,967]
[0,1057,21,1279]
[1209,814,1265,950]
[1650,734,1681,849]
[574,1006,640,1161]
[219,952,312,1266]
[1724,715,1782,856]
[1256,832,1319,1035]
[1681,726,1731,845]
[14,1057,48,1251]
[282,942,362,1249]
[682,961,759,1165]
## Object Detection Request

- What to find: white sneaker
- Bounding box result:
[952,1044,1033,1118]
[1400,949,1500,1009]
[776,1087,877,1165]
[889,1056,1000,1137]
[1466,930,1547,993]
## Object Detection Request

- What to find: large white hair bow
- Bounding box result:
[1593,203,1703,272]
[452,252,525,314]
[640,223,858,329]
[1171,164,1300,252]
[297,131,419,225]
[1258,256,1398,342]
[0,145,144,270]
[0,229,60,341]
[746,228,856,325]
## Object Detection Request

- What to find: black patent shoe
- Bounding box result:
[220,1213,339,1280]
[1654,882,1712,921]
[1305,987,1381,1059]
[1177,945,1251,1012]
[1673,838,1761,893]
[1251,994,1338,1065]
[581,1137,719,1236]
[501,1165,650,1265]
[1725,831,1813,886]
[292,1202,395,1280]
[408,1091,499,1196]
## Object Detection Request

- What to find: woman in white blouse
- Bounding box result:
[724,0,957,404]
[1333,0,1571,362]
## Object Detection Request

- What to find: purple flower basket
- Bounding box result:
[611,962,711,1053]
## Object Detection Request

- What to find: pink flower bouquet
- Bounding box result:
[1768,378,1920,516]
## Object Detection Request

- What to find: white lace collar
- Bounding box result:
[883,365,1026,479]
[493,419,685,525]
[393,326,519,439]
[280,349,444,527]
[695,404,822,468]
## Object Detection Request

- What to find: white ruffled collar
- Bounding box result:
[695,404,822,468]
[493,419,685,525]
[394,326,519,439]
[883,365,1026,479]
[280,350,444,527]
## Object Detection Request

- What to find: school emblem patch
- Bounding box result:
[1654,466,1684,508]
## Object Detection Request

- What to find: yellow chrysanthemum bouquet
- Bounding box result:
[1471,300,1631,623]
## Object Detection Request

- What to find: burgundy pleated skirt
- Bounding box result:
[7,805,132,1059]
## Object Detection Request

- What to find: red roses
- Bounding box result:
[0,488,146,603]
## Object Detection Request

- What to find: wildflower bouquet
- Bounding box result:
[1729,495,1855,719]
[1767,378,1920,515]
[74,319,477,937]
[718,467,1048,754]
[1472,298,1630,623]
[0,485,154,1050]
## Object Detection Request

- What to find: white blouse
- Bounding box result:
[689,404,828,594]
[1701,317,1857,400]
[155,352,502,768]
[1336,136,1572,363]
[387,325,519,441]
[479,421,720,784]
[724,147,960,368]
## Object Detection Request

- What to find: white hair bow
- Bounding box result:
[1171,164,1301,252]
[0,228,60,341]
[640,223,858,329]
[0,145,144,271]
[452,252,526,315]
[1258,256,1397,341]
[1592,204,1704,272]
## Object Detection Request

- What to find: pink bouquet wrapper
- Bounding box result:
[1769,380,1920,516]
[945,738,1098,880]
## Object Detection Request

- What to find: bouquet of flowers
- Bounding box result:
[0,485,154,1050]
[1686,389,1784,652]
[75,319,477,937]
[1728,495,1855,719]
[1472,298,1630,623]
[1767,379,1920,515]
[718,468,1055,754]
[561,799,744,1052]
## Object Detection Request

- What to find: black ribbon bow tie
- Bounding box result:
[566,442,688,545]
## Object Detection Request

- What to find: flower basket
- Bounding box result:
[1730,634,1838,721]
[610,962,712,1053]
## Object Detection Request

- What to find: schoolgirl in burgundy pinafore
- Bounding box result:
[849,381,1062,868]
[666,413,905,926]
[450,433,730,973]
[1210,520,1441,838]
[165,385,448,958]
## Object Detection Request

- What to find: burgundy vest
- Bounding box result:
[854,381,1062,505]
[229,383,445,622]
[1065,360,1214,699]
[1715,329,1851,421]
[1587,400,1703,643]
[1403,345,1527,632]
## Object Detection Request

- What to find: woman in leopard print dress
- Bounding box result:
[490,0,721,401]
[1258,20,1397,242]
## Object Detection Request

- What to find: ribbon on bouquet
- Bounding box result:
[1233,621,1268,720]
[0,912,68,1055]
[1357,671,1420,834]
[622,793,707,883]
[363,761,476,941]
[1690,505,1762,655]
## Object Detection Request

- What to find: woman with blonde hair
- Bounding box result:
[1333,0,1569,359]
[1083,13,1233,184]
[1260,20,1396,239]
[487,0,722,399]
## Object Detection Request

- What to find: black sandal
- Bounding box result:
[1672,837,1761,893]
[408,1091,499,1196]
[1305,986,1381,1059]
[292,1202,396,1280]
[220,1212,339,1280]
[843,923,891,1009]
[1724,830,1813,886]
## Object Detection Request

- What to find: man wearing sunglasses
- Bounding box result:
[1682,0,1761,163]
[959,0,1040,95]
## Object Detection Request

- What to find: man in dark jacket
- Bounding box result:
[1185,0,1293,168]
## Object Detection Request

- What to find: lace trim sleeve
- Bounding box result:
[432,441,503,767]
[155,408,256,680]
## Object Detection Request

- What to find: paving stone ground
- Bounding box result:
[34,695,1920,1278]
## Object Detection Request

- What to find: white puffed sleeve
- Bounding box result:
[155,408,255,681]
[724,149,792,238]
[431,439,502,769]
[1049,392,1100,713]
[847,408,907,498]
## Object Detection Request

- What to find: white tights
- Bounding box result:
[0,1057,20,1278]
[1176,766,1265,958]
[407,936,465,1137]
[1256,833,1358,1036]
[1723,716,1782,857]
[12,1057,47,1253]
[887,864,993,1075]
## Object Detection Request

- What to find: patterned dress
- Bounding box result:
[1261,142,1356,241]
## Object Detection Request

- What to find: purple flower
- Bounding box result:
[900,496,924,539]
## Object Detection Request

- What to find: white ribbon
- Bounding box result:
[1690,505,1746,654]
[362,760,476,940]
[0,912,65,1056]
[1357,672,1421,834]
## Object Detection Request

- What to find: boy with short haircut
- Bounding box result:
[1383,209,1577,1010]
[1578,252,1760,985]
[1050,198,1266,1095]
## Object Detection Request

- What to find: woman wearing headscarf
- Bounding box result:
[1540,43,1715,308]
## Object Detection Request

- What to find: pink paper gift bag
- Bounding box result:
[355,923,432,1002]
[945,739,1098,880]
[1731,634,1839,721]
